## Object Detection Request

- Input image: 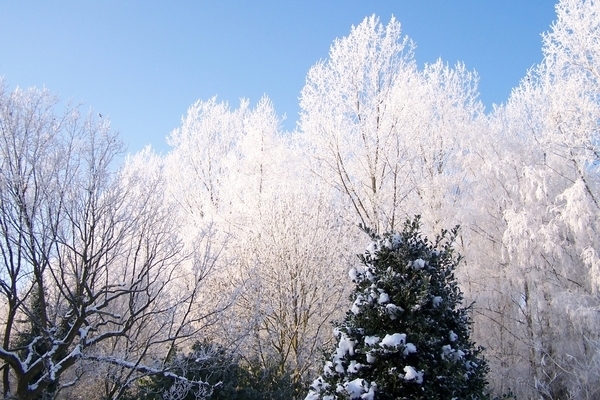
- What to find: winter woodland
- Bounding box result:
[1,0,599,398]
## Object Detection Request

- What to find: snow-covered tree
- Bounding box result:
[299,15,417,233]
[459,0,600,397]
[165,96,245,223]
[0,83,219,399]
[299,15,482,234]
[229,189,352,397]
[158,95,355,398]
[306,217,488,399]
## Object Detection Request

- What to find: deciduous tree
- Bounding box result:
[0,83,220,399]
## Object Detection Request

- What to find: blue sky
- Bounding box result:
[0,1,557,155]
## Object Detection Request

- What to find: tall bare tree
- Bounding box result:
[0,83,219,399]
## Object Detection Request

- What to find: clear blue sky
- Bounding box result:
[0,1,557,155]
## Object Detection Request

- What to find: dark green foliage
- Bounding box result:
[233,356,296,400]
[307,216,489,399]
[13,288,62,400]
[124,340,294,399]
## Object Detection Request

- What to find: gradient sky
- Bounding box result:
[0,1,558,155]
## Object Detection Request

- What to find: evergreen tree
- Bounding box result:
[14,287,65,400]
[128,340,295,400]
[306,217,488,399]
